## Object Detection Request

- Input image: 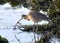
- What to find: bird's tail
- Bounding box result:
[47,19,52,26]
[45,17,51,25]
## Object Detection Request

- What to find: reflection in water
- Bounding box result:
[0,29,41,43]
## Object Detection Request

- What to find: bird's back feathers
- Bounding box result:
[28,11,50,22]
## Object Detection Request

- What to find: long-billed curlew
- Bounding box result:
[21,10,50,31]
[14,10,50,42]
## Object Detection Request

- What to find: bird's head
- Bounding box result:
[22,14,30,21]
[22,14,27,19]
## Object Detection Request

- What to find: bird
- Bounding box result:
[21,10,50,31]
[14,10,50,29]
[21,10,50,42]
[14,10,50,42]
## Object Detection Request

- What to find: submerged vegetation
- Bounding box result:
[0,36,8,43]
[0,0,60,43]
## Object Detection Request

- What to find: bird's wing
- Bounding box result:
[29,11,49,21]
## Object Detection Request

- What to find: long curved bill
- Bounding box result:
[17,18,22,23]
[13,18,22,30]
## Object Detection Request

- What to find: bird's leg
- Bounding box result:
[36,22,39,41]
[36,22,38,33]
[33,23,36,43]
[33,23,35,32]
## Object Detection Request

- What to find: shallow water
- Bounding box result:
[0,3,60,43]
[0,29,40,43]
